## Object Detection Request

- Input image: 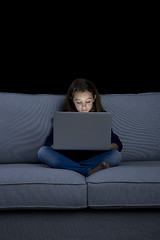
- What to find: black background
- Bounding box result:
[1,6,159,95]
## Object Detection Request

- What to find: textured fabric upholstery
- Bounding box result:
[0,92,159,163]
[0,92,160,210]
[0,164,87,209]
[0,93,65,163]
[87,161,160,208]
[1,209,160,240]
[101,93,160,161]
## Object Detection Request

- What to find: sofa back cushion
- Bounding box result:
[0,92,160,163]
[0,93,65,163]
[101,92,160,161]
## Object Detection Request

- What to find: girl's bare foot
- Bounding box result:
[88,162,109,176]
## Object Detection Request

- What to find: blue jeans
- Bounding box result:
[38,146,121,177]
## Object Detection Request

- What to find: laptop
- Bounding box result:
[53,111,112,151]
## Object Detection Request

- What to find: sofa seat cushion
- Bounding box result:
[87,161,160,208]
[0,164,87,209]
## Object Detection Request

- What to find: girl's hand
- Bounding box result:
[110,143,119,151]
[51,145,54,149]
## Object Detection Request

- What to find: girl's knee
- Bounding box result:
[104,149,122,167]
[111,150,122,166]
[38,146,49,162]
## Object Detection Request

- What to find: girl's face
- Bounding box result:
[73,91,95,112]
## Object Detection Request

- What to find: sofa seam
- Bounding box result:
[87,182,160,184]
[0,183,86,186]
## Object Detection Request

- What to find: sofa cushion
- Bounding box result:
[101,92,160,161]
[87,161,160,208]
[0,164,87,209]
[0,92,65,163]
[0,92,160,163]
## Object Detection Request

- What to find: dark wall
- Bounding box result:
[1,4,159,95]
[1,58,159,95]
[1,20,159,95]
[1,45,159,95]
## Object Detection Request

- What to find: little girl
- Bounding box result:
[38,79,123,177]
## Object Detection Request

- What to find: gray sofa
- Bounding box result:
[0,92,160,240]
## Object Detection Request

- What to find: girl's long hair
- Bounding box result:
[62,79,105,112]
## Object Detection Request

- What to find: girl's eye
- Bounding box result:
[77,102,81,104]
[86,101,91,103]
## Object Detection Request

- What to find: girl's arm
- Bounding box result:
[45,128,53,147]
[111,130,123,152]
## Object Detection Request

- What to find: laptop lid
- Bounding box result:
[53,111,112,151]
